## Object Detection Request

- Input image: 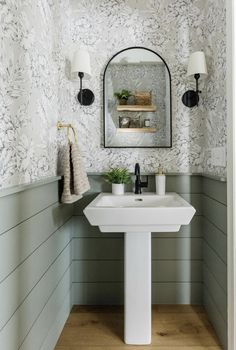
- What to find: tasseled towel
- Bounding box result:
[61,142,90,204]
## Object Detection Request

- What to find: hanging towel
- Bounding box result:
[61,142,90,204]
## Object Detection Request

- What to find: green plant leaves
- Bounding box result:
[114,89,132,100]
[104,167,131,184]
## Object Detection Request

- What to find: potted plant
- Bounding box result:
[114,89,132,105]
[104,167,131,195]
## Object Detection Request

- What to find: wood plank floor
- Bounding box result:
[55,305,222,350]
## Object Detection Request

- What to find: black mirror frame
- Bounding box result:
[103,46,172,149]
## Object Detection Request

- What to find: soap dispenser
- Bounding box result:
[155,167,166,195]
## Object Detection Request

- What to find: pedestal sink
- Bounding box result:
[84,192,196,345]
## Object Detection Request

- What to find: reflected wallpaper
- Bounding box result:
[105,62,170,147]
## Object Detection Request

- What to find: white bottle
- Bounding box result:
[155,167,166,195]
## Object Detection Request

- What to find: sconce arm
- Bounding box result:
[78,72,84,105]
[76,71,94,106]
[194,73,201,94]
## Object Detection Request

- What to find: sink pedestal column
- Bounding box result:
[124,232,151,345]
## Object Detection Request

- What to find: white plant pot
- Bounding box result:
[112,183,125,195]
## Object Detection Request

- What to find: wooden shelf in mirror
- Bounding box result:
[116,105,157,112]
[117,127,157,133]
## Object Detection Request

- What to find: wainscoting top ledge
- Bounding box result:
[87,172,227,183]
[0,173,226,199]
[201,173,227,183]
[0,176,62,199]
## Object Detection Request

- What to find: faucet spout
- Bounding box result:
[134,163,140,176]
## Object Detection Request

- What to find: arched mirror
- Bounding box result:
[103,47,172,148]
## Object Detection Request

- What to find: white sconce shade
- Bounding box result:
[71,49,91,79]
[70,49,94,106]
[187,51,208,77]
[182,51,208,107]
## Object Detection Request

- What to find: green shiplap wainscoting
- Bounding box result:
[72,175,203,305]
[0,174,227,350]
[202,177,227,350]
[0,178,74,350]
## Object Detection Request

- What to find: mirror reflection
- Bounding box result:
[103,47,172,148]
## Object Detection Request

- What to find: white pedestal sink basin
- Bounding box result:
[84,192,196,345]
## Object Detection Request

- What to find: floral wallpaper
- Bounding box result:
[0,0,226,189]
[201,0,227,177]
[68,0,227,177]
[0,0,67,188]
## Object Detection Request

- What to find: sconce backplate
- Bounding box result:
[77,89,95,106]
[182,90,199,108]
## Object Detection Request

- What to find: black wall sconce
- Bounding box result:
[71,49,95,106]
[182,51,208,108]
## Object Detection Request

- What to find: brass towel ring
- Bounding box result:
[57,121,78,143]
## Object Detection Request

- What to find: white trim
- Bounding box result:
[227,0,236,349]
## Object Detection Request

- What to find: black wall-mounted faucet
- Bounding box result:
[134,163,148,194]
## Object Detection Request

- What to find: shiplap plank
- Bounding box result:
[0,221,72,330]
[203,265,227,322]
[202,195,227,234]
[204,290,227,350]
[166,175,202,194]
[19,272,71,350]
[152,238,202,260]
[152,282,202,304]
[73,215,203,239]
[202,176,227,350]
[0,247,71,349]
[72,282,202,305]
[0,179,73,350]
[202,177,227,205]
[72,260,123,283]
[72,282,123,305]
[72,238,124,260]
[0,204,72,282]
[0,181,59,235]
[72,260,202,283]
[72,237,202,261]
[203,218,227,264]
[203,242,227,293]
[152,260,202,282]
[40,292,72,350]
[0,177,61,199]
